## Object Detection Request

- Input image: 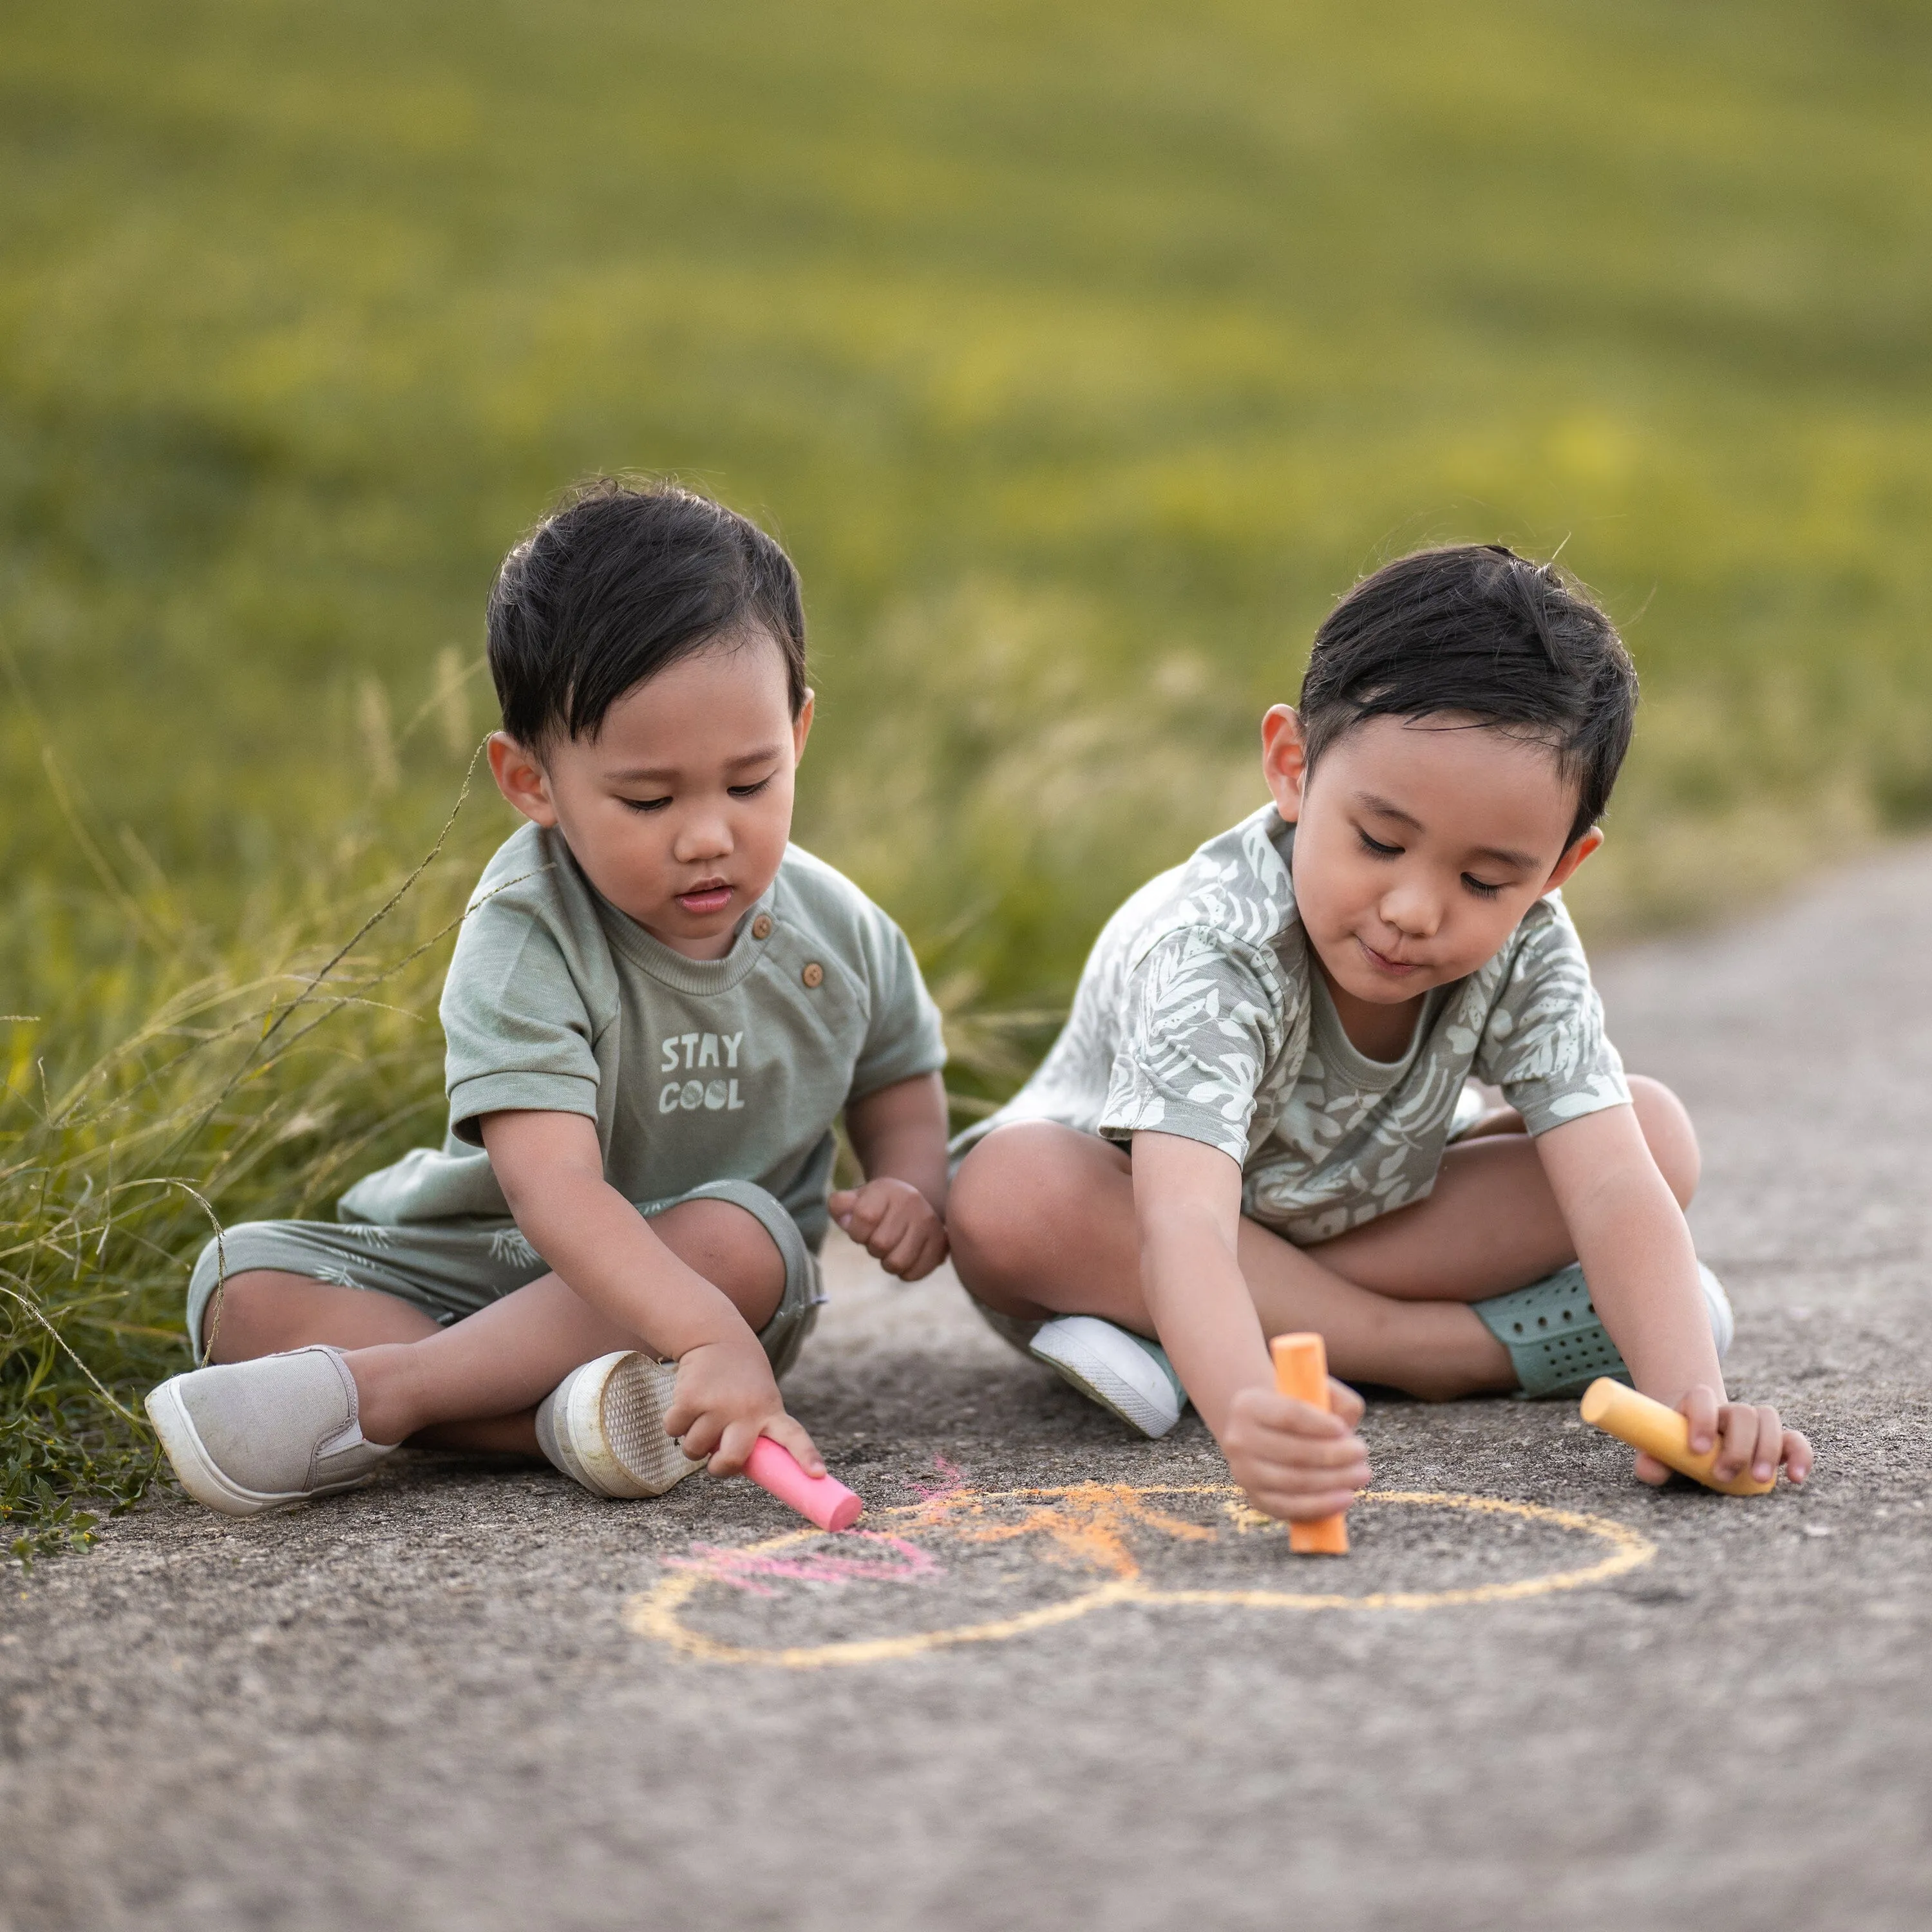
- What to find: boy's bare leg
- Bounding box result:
[947,1077,1697,1402]
[199,1197,784,1454]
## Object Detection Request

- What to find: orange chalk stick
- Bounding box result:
[1578,1378,1776,1496]
[1271,1331,1350,1554]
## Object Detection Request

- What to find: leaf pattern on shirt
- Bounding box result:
[971,802,1627,1245]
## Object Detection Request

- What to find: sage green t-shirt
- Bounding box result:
[337,822,947,1248]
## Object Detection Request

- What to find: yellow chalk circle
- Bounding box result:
[625,1484,1657,1670]
[1579,1379,1776,1496]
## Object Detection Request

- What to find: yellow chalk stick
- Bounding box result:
[1271,1332,1350,1553]
[1578,1378,1776,1495]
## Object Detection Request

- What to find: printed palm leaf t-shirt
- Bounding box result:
[337,822,947,1248]
[961,803,1629,1244]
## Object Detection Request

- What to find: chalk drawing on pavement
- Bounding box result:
[623,1479,1657,1670]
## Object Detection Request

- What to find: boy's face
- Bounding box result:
[489,631,811,961]
[1263,706,1602,1014]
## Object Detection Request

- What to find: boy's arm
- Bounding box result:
[479,1108,823,1477]
[1132,1131,1370,1522]
[830,1071,949,1280]
[1537,1105,1811,1487]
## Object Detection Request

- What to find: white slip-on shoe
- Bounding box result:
[1028,1316,1188,1439]
[535,1351,707,1499]
[144,1346,395,1518]
[1700,1262,1735,1360]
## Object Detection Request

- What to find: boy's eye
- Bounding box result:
[621,796,672,814]
[1356,829,1402,858]
[1461,874,1504,900]
[727,776,775,799]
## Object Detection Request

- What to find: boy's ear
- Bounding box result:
[792,689,815,764]
[1544,824,1604,893]
[488,732,559,828]
[1261,705,1309,823]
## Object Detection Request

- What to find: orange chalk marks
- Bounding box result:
[623,1483,1657,1670]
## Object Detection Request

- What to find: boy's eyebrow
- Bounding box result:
[1356,793,1539,871]
[603,745,787,783]
[1467,843,1541,872]
[1355,791,1424,830]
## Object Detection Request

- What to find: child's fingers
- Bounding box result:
[1781,1428,1812,1484]
[675,1409,723,1464]
[763,1414,826,1479]
[878,1218,933,1277]
[1245,1483,1365,1524]
[844,1193,889,1242]
[663,1385,698,1440]
[1238,1427,1370,1486]
[1326,1377,1367,1427]
[860,1198,909,1255]
[1242,1389,1351,1437]
[891,1224,949,1282]
[1681,1384,1722,1457]
[828,1189,856,1218]
[1632,1451,1673,1486]
[706,1418,762,1479]
[1714,1403,1779,1484]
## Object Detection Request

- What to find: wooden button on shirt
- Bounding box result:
[752,914,773,940]
[802,961,824,989]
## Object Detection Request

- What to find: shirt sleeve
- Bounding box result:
[1474,895,1629,1136]
[848,901,948,1101]
[441,895,602,1144]
[1096,925,1283,1164]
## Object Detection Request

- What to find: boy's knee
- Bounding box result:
[947,1126,1072,1288]
[1628,1075,1700,1208]
[200,1271,305,1362]
[647,1196,787,1327]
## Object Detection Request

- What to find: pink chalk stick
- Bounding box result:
[744,1436,863,1532]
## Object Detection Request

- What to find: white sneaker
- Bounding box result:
[145,1346,395,1517]
[1028,1316,1188,1439]
[535,1352,706,1499]
[1700,1262,1735,1359]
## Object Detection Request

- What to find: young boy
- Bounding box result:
[948,545,1813,1524]
[147,481,951,1515]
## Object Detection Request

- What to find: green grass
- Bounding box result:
[3,0,1930,1549]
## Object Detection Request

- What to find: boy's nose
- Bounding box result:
[672,813,732,862]
[1379,884,1441,938]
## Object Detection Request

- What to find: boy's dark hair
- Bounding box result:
[1298,545,1637,848]
[487,479,807,747]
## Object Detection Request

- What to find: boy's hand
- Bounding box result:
[1634,1386,1813,1490]
[829,1177,949,1281]
[1220,1376,1372,1523]
[663,1334,825,1479]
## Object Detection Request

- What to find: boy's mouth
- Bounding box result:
[1356,937,1423,977]
[675,880,734,916]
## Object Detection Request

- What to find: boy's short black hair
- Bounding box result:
[1298,545,1637,849]
[487,478,807,748]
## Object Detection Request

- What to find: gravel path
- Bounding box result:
[5,848,1930,1932]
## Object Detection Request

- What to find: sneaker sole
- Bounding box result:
[1028,1326,1181,1439]
[144,1378,374,1518]
[557,1353,705,1499]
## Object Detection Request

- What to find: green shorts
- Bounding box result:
[185,1178,823,1378]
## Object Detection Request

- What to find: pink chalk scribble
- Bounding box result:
[909,1454,970,1501]
[666,1531,942,1599]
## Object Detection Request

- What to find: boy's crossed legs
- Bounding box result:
[949,1076,1699,1405]
[203,1193,787,1456]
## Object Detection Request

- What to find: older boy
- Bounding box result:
[148,482,950,1514]
[949,546,1812,1524]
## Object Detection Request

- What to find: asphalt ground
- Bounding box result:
[4,846,1930,1932]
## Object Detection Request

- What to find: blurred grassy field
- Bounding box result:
[3,0,1929,1546]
